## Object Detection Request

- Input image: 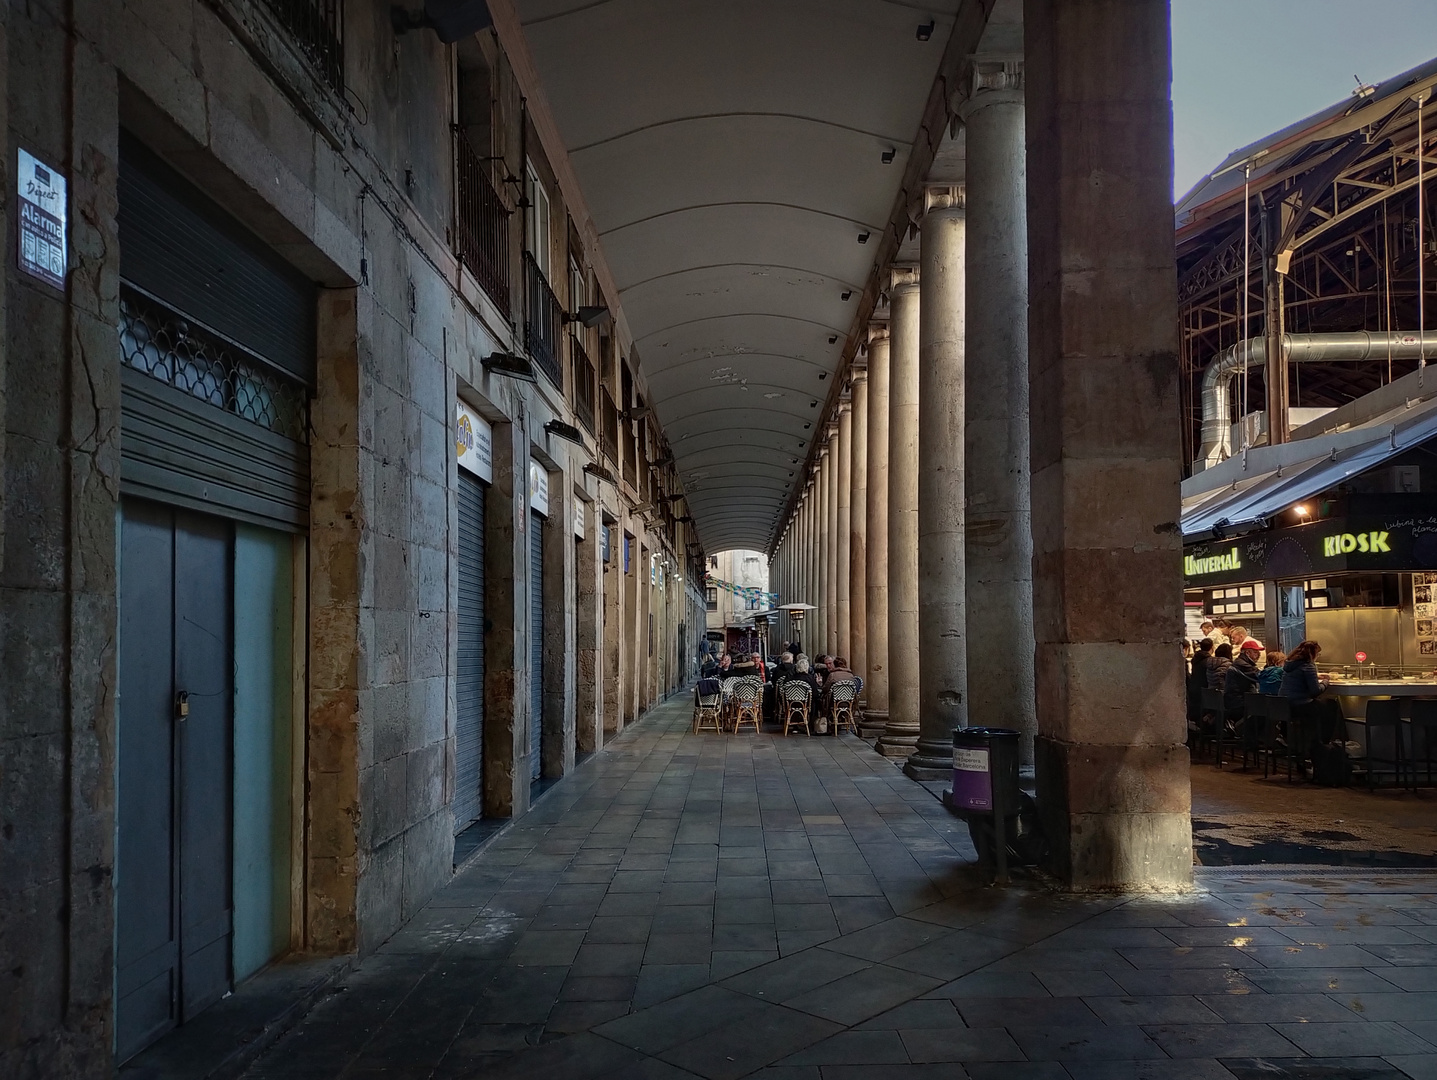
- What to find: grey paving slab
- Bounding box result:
[238,699,1437,1080]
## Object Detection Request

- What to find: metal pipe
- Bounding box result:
[1198,331,1437,467]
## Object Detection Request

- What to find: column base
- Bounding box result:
[860,709,888,739]
[903,738,952,781]
[1034,736,1193,891]
[875,724,918,759]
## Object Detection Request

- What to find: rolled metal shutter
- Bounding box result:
[529,512,545,781]
[117,132,313,531]
[454,472,486,829]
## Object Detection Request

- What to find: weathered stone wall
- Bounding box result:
[1,1,692,1074]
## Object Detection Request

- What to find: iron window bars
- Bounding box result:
[261,0,344,96]
[453,126,512,317]
[523,250,563,388]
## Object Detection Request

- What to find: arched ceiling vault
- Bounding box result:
[514,0,975,551]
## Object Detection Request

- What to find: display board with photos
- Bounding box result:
[1415,572,1437,656]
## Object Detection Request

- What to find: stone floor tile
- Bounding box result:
[1158,925,1297,948]
[775,904,841,932]
[598,891,662,917]
[1084,994,1225,1025]
[963,1064,1070,1080]
[710,949,777,980]
[1240,944,1392,968]
[1199,991,1373,1023]
[1222,1057,1412,1079]
[613,870,670,892]
[853,999,965,1030]
[823,875,886,897]
[1243,968,1410,994]
[898,1025,1026,1063]
[1145,1022,1305,1058]
[531,905,600,931]
[1062,1062,1238,1080]
[1272,1021,1437,1057]
[778,929,842,955]
[1010,1023,1166,1061]
[1107,970,1260,1001]
[1032,970,1128,997]
[884,930,1021,981]
[1375,968,1437,991]
[716,876,773,899]
[659,1002,842,1080]
[957,995,1104,1028]
[572,943,646,978]
[652,905,714,934]
[777,1029,910,1065]
[925,969,1052,999]
[784,964,941,1026]
[1386,1054,1437,1080]
[559,974,637,1001]
[722,946,872,1001]
[586,915,654,944]
[1276,925,1431,947]
[819,917,954,962]
[660,882,719,906]
[1364,946,1437,967]
[598,984,766,1054]
[633,964,714,1009]
[645,932,713,965]
[544,999,632,1033]
[1406,1022,1437,1044]
[509,929,586,965]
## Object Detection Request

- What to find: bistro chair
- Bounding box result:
[1362,698,1412,791]
[732,677,764,734]
[780,681,813,736]
[829,681,860,735]
[693,679,723,734]
[1241,693,1269,773]
[718,676,740,726]
[1409,698,1437,787]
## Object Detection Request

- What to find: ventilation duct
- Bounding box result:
[1197,332,1437,468]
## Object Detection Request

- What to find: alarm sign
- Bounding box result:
[1355,651,1368,663]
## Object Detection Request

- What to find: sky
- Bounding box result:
[1171,0,1437,200]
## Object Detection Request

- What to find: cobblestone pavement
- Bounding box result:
[243,696,1437,1080]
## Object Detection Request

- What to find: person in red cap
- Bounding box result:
[1222,638,1263,719]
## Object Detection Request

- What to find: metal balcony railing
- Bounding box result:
[453,128,512,317]
[571,335,596,435]
[260,0,343,95]
[601,389,620,465]
[523,251,562,388]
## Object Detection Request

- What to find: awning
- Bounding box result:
[1181,397,1437,538]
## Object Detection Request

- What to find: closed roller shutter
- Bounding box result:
[117,132,313,531]
[454,471,486,830]
[529,512,545,782]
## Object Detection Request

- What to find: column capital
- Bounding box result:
[837,396,852,414]
[956,57,1024,120]
[848,360,868,382]
[866,323,890,346]
[924,184,966,214]
[890,265,920,292]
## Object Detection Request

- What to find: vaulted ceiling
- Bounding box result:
[515,0,964,552]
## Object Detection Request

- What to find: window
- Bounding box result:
[710,556,718,569]
[746,597,760,611]
[706,587,717,611]
[525,160,550,279]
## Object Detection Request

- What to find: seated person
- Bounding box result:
[730,652,757,679]
[787,656,820,701]
[701,653,720,679]
[1207,643,1233,690]
[772,651,796,692]
[1223,639,1262,719]
[821,656,859,712]
[1279,639,1345,745]
[1257,649,1285,694]
[1188,638,1213,719]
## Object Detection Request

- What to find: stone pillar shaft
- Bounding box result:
[963,73,1037,763]
[1025,0,1191,889]
[816,454,829,653]
[909,199,968,780]
[836,402,853,661]
[878,272,921,758]
[825,428,840,656]
[849,370,869,689]
[863,331,891,735]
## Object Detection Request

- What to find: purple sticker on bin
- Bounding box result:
[952,745,992,812]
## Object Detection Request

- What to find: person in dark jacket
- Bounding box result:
[1223,640,1262,717]
[1207,643,1233,690]
[1280,638,1346,748]
[1188,638,1214,719]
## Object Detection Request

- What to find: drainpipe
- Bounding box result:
[1197,331,1437,468]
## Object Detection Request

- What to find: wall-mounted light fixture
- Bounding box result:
[544,419,585,445]
[583,462,616,484]
[482,351,537,383]
[562,305,611,329]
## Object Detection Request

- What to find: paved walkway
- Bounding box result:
[244,696,1437,1080]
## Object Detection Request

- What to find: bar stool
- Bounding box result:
[1362,698,1411,791]
[1410,699,1437,787]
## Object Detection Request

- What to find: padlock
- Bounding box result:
[175,690,190,719]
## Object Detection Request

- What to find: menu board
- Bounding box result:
[1414,572,1437,656]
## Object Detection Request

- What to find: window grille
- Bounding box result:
[571,334,596,434]
[260,0,343,96]
[523,251,562,388]
[119,288,308,441]
[453,127,512,317]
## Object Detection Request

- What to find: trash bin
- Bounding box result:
[950,727,1021,883]
[951,727,1020,814]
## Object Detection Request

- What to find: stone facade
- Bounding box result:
[0,2,701,1075]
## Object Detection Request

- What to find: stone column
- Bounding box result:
[849,365,869,689]
[962,61,1038,763]
[815,455,829,654]
[908,191,968,780]
[862,327,891,737]
[1026,0,1190,889]
[878,268,921,759]
[836,399,853,661]
[825,425,840,655]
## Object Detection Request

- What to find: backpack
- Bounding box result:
[1312,740,1352,787]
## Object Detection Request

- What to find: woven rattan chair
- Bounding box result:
[780,681,813,736]
[693,682,723,734]
[732,677,764,734]
[829,681,859,735]
[718,676,740,727]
